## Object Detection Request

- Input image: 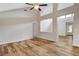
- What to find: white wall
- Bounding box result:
[73,4,79,47]
[73,13,79,47]
[0,3,39,45]
[0,23,33,45]
[36,4,58,41]
[0,17,35,45]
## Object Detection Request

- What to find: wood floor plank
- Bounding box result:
[0,38,79,56]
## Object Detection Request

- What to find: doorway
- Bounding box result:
[57,14,74,48]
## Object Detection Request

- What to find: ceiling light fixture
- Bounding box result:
[25,3,47,11]
[34,5,39,10]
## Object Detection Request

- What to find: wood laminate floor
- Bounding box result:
[0,38,79,56]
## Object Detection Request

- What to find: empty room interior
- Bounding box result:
[0,3,79,56]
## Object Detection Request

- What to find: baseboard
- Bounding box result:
[59,35,67,38]
[0,38,33,45]
[0,37,56,45]
[58,35,73,38]
[73,43,79,47]
[35,37,56,43]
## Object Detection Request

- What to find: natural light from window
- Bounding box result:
[40,18,53,32]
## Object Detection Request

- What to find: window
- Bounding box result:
[68,25,72,32]
[40,18,53,32]
[66,14,72,18]
[58,15,65,19]
[40,4,53,16]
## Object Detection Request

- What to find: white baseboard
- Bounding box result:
[73,43,79,47]
[0,37,33,45]
[37,36,56,42]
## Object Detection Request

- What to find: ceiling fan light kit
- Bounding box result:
[24,3,47,11]
[34,5,39,10]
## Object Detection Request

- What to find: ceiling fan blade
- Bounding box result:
[24,9,27,11]
[39,4,47,6]
[30,7,34,10]
[25,3,33,5]
[38,8,41,11]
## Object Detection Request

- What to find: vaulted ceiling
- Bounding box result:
[0,3,74,18]
[0,3,26,12]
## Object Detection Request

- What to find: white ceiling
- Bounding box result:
[0,3,27,12]
[58,3,74,10]
[0,3,38,18]
[0,3,74,12]
[0,8,38,18]
[0,3,74,18]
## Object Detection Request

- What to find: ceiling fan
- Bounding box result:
[24,3,47,11]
